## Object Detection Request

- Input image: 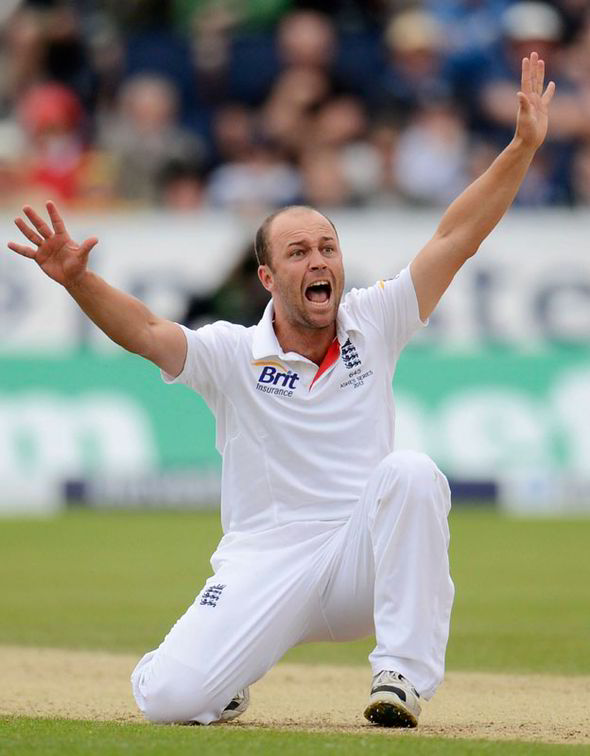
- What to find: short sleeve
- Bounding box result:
[161,321,241,402]
[343,266,426,356]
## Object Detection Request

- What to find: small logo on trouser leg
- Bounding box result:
[199,583,226,607]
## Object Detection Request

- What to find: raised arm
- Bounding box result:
[7,201,187,377]
[410,52,556,321]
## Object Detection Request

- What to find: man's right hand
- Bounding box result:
[8,201,98,288]
[7,200,187,376]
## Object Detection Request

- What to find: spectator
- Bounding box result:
[354,121,402,205]
[0,120,26,207]
[479,2,569,136]
[571,141,590,204]
[278,9,336,70]
[560,11,590,98]
[84,12,126,116]
[207,141,300,212]
[379,9,454,123]
[0,7,46,115]
[479,2,583,204]
[189,5,234,107]
[1,1,590,209]
[311,96,368,149]
[0,3,97,114]
[184,1,296,108]
[304,95,383,206]
[426,0,510,54]
[227,10,341,107]
[98,74,204,203]
[299,147,352,207]
[260,67,331,157]
[157,158,207,211]
[37,3,98,112]
[212,102,257,164]
[393,101,470,206]
[17,82,90,202]
[552,0,590,44]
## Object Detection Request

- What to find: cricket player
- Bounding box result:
[9,54,554,728]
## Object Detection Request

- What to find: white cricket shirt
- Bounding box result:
[163,266,425,535]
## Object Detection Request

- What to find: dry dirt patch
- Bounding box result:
[1,645,589,745]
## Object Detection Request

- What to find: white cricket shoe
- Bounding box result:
[363,670,421,728]
[217,687,250,723]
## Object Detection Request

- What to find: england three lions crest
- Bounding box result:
[341,338,361,369]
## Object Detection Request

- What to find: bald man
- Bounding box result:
[9,54,554,727]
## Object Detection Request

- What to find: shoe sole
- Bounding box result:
[363,699,418,728]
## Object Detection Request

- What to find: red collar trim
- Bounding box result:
[309,338,340,390]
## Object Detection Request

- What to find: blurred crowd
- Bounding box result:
[1,0,590,213]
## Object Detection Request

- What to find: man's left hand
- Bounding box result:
[515,51,556,151]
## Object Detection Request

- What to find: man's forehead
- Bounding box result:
[270,209,337,245]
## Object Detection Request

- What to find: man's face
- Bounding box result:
[258,208,345,332]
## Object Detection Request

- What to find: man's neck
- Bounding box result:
[273,318,337,366]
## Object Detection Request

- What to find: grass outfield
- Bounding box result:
[0,509,588,674]
[1,509,589,754]
[2,717,589,755]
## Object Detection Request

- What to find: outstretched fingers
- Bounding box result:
[7,241,38,259]
[23,205,52,239]
[522,52,548,97]
[542,80,556,107]
[15,216,44,247]
[529,51,538,95]
[46,201,67,235]
[521,55,531,95]
[536,58,545,95]
[520,51,556,110]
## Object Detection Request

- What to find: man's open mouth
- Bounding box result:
[304,280,332,304]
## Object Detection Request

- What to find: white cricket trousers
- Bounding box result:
[131,450,454,724]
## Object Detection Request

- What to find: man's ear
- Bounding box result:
[258,264,273,292]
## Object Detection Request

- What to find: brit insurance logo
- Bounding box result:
[252,360,300,398]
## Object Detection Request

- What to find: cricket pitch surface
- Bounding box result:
[1,645,588,745]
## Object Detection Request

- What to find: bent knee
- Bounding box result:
[141,678,207,724]
[380,450,439,485]
[378,451,450,511]
[132,655,221,725]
